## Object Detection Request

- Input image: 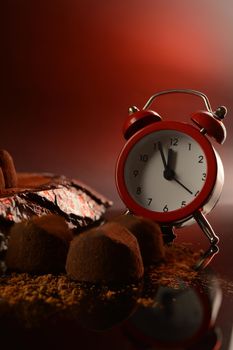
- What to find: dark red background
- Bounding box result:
[0,0,232,208]
[0,3,233,348]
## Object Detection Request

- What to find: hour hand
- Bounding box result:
[167,148,173,170]
[163,148,175,180]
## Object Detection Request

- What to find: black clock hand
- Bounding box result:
[167,148,173,169]
[158,141,167,169]
[158,143,176,180]
[163,148,175,180]
[173,177,193,195]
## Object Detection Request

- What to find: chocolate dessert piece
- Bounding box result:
[0,149,18,188]
[112,215,165,266]
[6,215,73,274]
[66,222,144,284]
[0,172,111,273]
[0,168,5,189]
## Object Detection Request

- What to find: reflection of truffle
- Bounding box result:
[66,222,144,284]
[6,215,73,274]
[112,215,165,266]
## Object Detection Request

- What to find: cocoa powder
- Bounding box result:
[0,243,201,308]
[147,243,201,288]
[0,273,84,308]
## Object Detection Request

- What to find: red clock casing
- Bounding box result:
[116,121,224,226]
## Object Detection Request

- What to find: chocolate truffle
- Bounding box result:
[112,215,165,266]
[66,222,144,284]
[0,149,18,188]
[0,168,5,189]
[6,215,73,273]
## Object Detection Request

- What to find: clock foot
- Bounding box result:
[194,244,219,271]
[161,226,176,244]
[193,210,219,245]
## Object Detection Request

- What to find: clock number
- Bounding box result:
[139,154,148,162]
[163,204,168,212]
[188,143,192,151]
[136,187,141,195]
[133,170,139,177]
[147,198,152,206]
[170,138,178,146]
[202,172,206,181]
[198,155,204,163]
[195,190,200,197]
[181,201,186,207]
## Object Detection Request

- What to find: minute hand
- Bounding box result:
[173,177,193,195]
[158,141,167,169]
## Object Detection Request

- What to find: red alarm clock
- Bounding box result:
[116,89,227,250]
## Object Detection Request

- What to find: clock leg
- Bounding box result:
[161,226,176,244]
[193,210,219,245]
[193,210,220,270]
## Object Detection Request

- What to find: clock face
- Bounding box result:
[124,130,207,213]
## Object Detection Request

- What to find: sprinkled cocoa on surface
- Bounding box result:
[136,243,203,307]
[0,243,201,308]
[0,272,141,330]
[147,243,201,288]
[0,273,84,307]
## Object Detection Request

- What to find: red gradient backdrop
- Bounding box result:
[0,0,233,208]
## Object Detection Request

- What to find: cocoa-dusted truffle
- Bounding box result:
[112,215,165,266]
[0,149,18,189]
[6,215,73,274]
[66,222,144,284]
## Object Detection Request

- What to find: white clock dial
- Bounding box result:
[124,130,207,212]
